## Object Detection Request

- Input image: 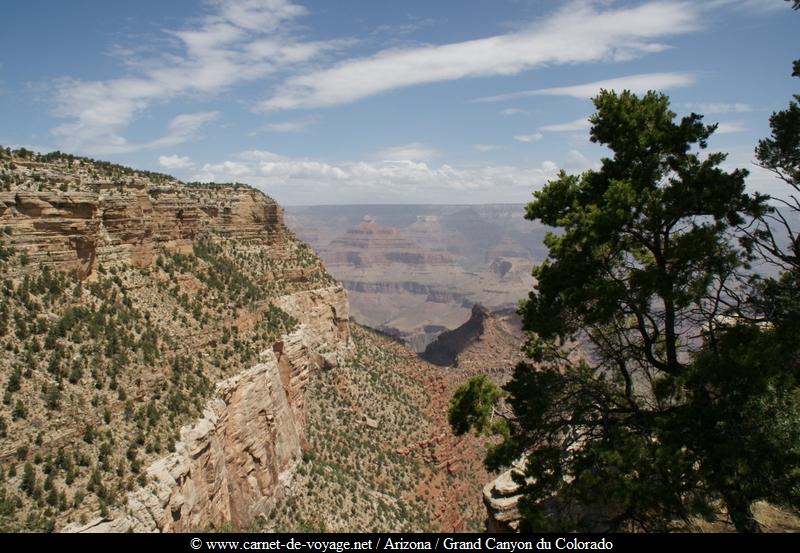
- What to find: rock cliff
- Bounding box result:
[421,305,490,367]
[66,286,350,532]
[0,149,350,532]
[0,181,283,278]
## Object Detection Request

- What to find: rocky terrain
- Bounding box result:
[422,305,492,367]
[257,302,526,531]
[0,148,511,533]
[261,325,495,532]
[286,205,545,351]
[0,148,351,531]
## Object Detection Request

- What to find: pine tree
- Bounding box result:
[449,90,797,532]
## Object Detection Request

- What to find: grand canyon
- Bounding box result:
[286,205,545,352]
[1,0,798,541]
[0,149,524,532]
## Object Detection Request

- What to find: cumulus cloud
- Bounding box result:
[50,0,338,154]
[158,154,194,169]
[190,150,564,204]
[541,160,558,172]
[477,72,694,103]
[261,1,701,111]
[514,133,543,143]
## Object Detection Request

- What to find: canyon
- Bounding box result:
[286,205,547,352]
[0,149,521,533]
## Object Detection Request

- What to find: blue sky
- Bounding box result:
[0,0,797,204]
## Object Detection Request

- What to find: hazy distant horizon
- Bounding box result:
[284,202,527,208]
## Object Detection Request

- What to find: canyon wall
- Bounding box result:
[0,179,283,277]
[286,206,541,351]
[66,285,350,533]
[0,153,352,532]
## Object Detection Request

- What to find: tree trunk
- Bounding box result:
[724,494,762,533]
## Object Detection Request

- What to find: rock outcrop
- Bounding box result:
[0,182,283,278]
[421,304,490,366]
[483,463,527,532]
[0,150,352,532]
[66,286,350,533]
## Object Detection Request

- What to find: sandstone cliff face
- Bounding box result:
[66,286,350,533]
[0,151,351,532]
[272,287,351,422]
[0,182,283,277]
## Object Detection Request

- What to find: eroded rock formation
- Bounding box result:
[421,304,490,367]
[483,464,527,532]
[0,181,283,277]
[0,151,353,532]
[66,286,351,533]
[286,206,540,352]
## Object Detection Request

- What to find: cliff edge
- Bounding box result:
[0,148,350,532]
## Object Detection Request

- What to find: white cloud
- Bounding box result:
[477,72,694,102]
[216,0,308,32]
[261,1,701,111]
[541,160,558,172]
[156,111,219,146]
[564,149,599,172]
[375,143,439,162]
[500,108,528,116]
[473,144,504,152]
[53,111,218,156]
[539,117,592,132]
[237,149,284,162]
[265,118,316,133]
[514,133,543,143]
[685,102,752,114]
[715,122,747,134]
[158,154,194,170]
[190,149,564,204]
[50,0,339,154]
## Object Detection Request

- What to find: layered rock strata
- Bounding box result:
[0,152,352,532]
[66,286,350,533]
[0,178,282,277]
[483,464,526,532]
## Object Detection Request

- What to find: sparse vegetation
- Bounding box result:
[259,325,480,532]
[0,148,336,531]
